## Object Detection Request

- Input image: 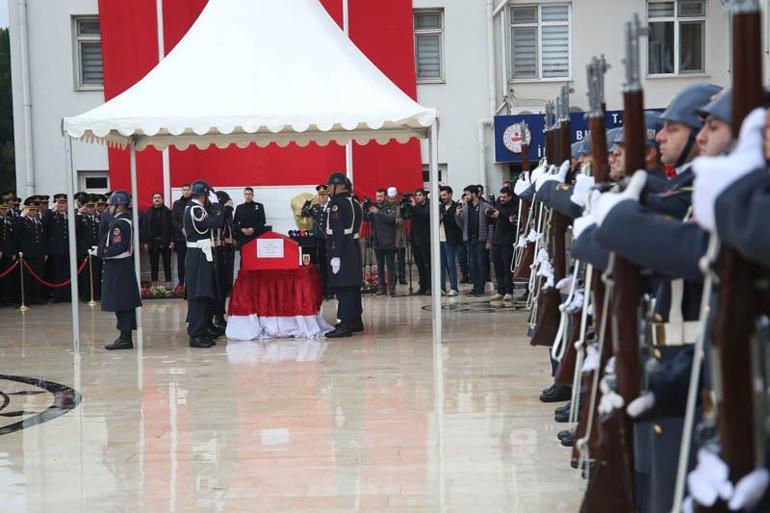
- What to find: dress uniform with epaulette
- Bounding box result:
[301,185,331,294]
[77,195,102,301]
[184,180,224,348]
[99,191,142,351]
[324,173,364,338]
[16,197,47,305]
[46,194,72,302]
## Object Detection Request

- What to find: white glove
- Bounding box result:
[87,246,98,256]
[582,344,600,373]
[693,107,767,232]
[598,390,625,415]
[592,170,647,226]
[535,165,563,192]
[687,448,734,507]
[556,277,573,295]
[572,214,595,240]
[570,174,596,208]
[627,391,655,418]
[514,172,531,196]
[557,160,571,181]
[530,163,547,184]
[729,467,770,511]
[330,257,341,274]
[208,191,219,205]
[567,289,584,313]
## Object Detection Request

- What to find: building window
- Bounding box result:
[647,0,705,75]
[422,164,447,186]
[73,16,103,90]
[414,10,444,83]
[508,4,571,81]
[78,171,109,193]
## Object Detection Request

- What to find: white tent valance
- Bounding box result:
[62,0,436,150]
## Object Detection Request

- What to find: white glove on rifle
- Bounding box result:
[556,277,573,295]
[570,174,596,208]
[557,159,571,181]
[535,165,564,192]
[514,172,531,196]
[581,344,600,373]
[627,391,655,418]
[208,191,219,205]
[729,467,770,511]
[687,448,734,507]
[330,257,341,275]
[598,390,625,415]
[592,170,647,227]
[693,107,767,232]
[87,246,98,257]
[572,214,595,240]
[530,163,547,185]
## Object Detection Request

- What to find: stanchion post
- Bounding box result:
[88,253,96,306]
[18,252,28,312]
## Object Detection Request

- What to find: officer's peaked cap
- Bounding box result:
[660,84,722,130]
[108,190,131,206]
[696,88,732,125]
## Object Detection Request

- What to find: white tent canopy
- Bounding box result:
[60,0,442,351]
[62,0,436,150]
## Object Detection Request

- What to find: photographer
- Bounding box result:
[456,185,493,296]
[488,187,517,304]
[439,186,461,296]
[367,189,400,296]
[406,189,431,296]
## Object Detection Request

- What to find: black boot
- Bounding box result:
[539,383,572,403]
[560,430,576,447]
[325,324,353,338]
[190,336,214,348]
[554,401,572,416]
[557,429,573,441]
[105,330,133,351]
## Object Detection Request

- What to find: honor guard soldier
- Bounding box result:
[76,194,102,301]
[324,172,364,338]
[184,180,224,348]
[301,185,331,294]
[99,191,142,350]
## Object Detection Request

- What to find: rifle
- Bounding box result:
[531,87,571,347]
[581,17,647,513]
[513,121,534,281]
[696,2,765,512]
[529,97,569,347]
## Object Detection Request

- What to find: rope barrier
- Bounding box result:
[22,258,88,288]
[0,259,20,279]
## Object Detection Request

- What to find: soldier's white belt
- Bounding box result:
[186,239,213,262]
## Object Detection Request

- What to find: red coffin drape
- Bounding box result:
[98,0,422,209]
[228,267,323,318]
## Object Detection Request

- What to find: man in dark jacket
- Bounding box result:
[143,192,176,286]
[457,185,493,296]
[17,198,47,305]
[172,184,192,287]
[45,194,71,303]
[99,191,142,350]
[76,195,102,301]
[488,187,517,305]
[439,186,462,296]
[233,187,266,249]
[0,202,17,306]
[407,189,431,295]
[368,189,399,296]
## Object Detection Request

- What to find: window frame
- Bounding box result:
[507,3,572,83]
[78,170,110,193]
[646,0,707,77]
[414,8,446,85]
[72,15,104,91]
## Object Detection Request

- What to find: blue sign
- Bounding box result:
[494,111,632,163]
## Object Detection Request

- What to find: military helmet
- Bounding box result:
[696,88,731,125]
[614,111,663,148]
[606,127,624,151]
[571,141,584,158]
[659,84,722,130]
[190,180,211,196]
[108,190,131,206]
[327,172,347,186]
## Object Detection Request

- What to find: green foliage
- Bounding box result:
[0,27,15,193]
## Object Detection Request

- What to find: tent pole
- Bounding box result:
[129,143,144,337]
[155,0,172,208]
[64,135,80,352]
[342,0,353,183]
[429,123,442,345]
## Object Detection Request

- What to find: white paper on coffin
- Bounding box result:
[225,314,333,341]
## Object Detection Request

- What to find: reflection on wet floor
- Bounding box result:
[0,296,581,512]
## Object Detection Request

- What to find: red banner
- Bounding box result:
[98,0,422,208]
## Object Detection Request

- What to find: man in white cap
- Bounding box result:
[387,187,408,286]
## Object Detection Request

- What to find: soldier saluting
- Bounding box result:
[184,180,224,348]
[100,191,142,350]
[324,173,364,339]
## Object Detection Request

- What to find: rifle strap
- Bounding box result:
[674,128,698,169]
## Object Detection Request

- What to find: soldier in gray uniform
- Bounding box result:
[324,173,364,339]
[183,180,224,348]
[99,191,142,351]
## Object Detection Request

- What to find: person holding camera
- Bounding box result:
[488,187,517,305]
[439,186,462,296]
[456,185,493,296]
[367,188,400,296]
